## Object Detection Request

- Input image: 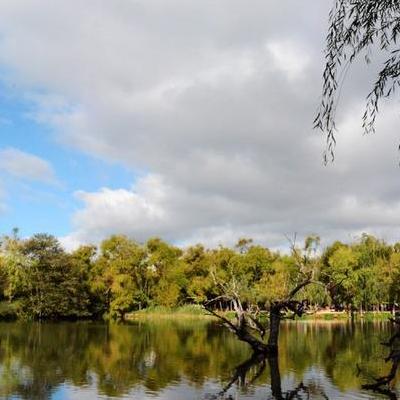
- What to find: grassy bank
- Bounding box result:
[1,301,392,322]
[298,311,392,321]
[126,306,393,322]
[125,305,215,320]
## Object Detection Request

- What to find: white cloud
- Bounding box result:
[63,175,167,247]
[64,173,251,248]
[0,147,58,185]
[72,175,166,240]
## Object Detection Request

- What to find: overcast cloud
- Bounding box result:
[1,0,400,249]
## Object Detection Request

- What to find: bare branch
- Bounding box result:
[203,305,238,333]
[286,279,312,301]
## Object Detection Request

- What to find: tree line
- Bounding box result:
[0,230,399,320]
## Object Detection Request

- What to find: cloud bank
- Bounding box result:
[1,1,400,249]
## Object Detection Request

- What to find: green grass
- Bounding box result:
[298,311,392,321]
[362,311,392,321]
[125,304,214,320]
[127,307,394,322]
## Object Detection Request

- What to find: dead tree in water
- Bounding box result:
[362,315,400,399]
[206,351,329,400]
[204,283,311,355]
[204,235,321,356]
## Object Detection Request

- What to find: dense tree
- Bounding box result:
[0,230,399,323]
[183,244,213,303]
[0,231,28,303]
[145,238,187,307]
[93,235,148,319]
[321,235,398,313]
[321,242,359,310]
[2,234,91,319]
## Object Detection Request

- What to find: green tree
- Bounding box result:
[387,249,400,309]
[94,235,148,319]
[70,244,102,316]
[15,234,90,319]
[145,238,187,307]
[0,231,28,303]
[183,245,213,304]
[322,242,359,310]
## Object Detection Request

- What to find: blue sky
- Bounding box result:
[0,83,134,239]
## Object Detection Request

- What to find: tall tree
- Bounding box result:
[94,235,148,319]
[145,238,187,307]
[16,234,90,319]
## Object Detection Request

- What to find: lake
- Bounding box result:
[0,320,397,399]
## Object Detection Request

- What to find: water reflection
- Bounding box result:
[210,353,330,400]
[360,317,400,399]
[0,320,397,399]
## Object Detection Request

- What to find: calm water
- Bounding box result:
[0,320,397,399]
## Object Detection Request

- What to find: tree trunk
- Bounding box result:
[268,356,283,400]
[267,304,281,356]
[236,328,270,354]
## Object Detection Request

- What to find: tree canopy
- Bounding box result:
[0,231,400,321]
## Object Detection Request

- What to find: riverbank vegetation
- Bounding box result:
[0,230,400,321]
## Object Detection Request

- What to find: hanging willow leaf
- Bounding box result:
[316,0,400,162]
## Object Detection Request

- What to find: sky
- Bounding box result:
[1,0,400,251]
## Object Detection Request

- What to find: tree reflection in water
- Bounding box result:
[361,316,400,399]
[0,320,396,399]
[206,353,329,400]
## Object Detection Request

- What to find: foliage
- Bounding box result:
[0,230,400,320]
[2,234,91,320]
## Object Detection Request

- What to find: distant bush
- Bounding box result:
[0,301,18,321]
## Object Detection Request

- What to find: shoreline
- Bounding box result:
[125,306,393,322]
[0,302,393,322]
